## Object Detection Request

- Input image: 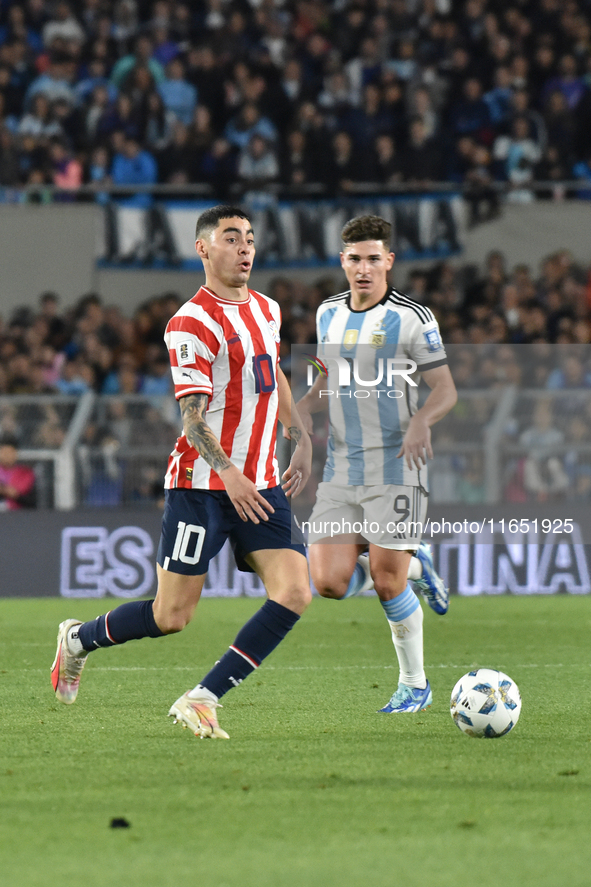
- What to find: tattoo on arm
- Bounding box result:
[288,426,302,444]
[180,393,232,474]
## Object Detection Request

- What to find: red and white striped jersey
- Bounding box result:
[163,285,282,491]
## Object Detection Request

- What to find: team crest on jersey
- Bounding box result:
[424,328,442,352]
[370,320,387,349]
[343,329,358,350]
[268,320,280,343]
[176,340,195,365]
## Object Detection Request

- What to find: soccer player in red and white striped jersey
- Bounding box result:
[51,206,312,739]
[164,278,283,492]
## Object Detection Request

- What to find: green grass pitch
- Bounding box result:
[1,594,590,887]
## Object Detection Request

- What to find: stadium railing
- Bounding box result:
[0,392,94,508]
[0,180,588,203]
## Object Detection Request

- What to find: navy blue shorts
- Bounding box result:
[157,485,306,576]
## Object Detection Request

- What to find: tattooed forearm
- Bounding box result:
[180,394,232,474]
[288,426,302,444]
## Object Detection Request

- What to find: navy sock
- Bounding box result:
[78,600,165,651]
[199,600,300,699]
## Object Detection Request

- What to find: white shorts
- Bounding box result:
[305,482,429,550]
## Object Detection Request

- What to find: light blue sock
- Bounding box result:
[380,584,420,621]
[380,584,425,687]
[342,562,366,599]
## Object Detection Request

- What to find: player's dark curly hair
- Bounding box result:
[341,215,392,248]
[195,205,251,240]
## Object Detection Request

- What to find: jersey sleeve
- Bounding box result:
[164,311,222,401]
[407,312,448,372]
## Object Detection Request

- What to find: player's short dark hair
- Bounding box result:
[195,205,251,240]
[0,434,18,449]
[341,215,392,249]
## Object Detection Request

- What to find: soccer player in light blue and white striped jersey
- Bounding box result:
[297,215,457,714]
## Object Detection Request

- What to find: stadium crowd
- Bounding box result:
[1,245,591,403]
[1,244,591,507]
[1,0,591,201]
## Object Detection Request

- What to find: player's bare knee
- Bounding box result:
[314,577,348,599]
[153,605,192,634]
[273,582,312,614]
[372,571,407,600]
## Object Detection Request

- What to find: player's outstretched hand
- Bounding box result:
[282,435,312,499]
[219,465,275,523]
[397,415,433,470]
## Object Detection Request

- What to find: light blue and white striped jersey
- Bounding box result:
[316,287,447,487]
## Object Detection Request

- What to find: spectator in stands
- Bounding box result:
[317,68,352,119]
[0,434,36,510]
[493,115,542,202]
[340,82,391,150]
[520,399,569,502]
[279,59,309,126]
[237,134,279,196]
[400,115,442,182]
[408,85,439,139]
[535,145,570,198]
[111,36,165,89]
[97,93,141,142]
[151,24,180,68]
[120,68,153,136]
[102,352,141,395]
[368,133,403,185]
[573,150,591,198]
[224,101,277,151]
[42,1,85,49]
[463,143,500,224]
[25,55,77,109]
[200,136,237,199]
[547,355,591,389]
[483,66,513,127]
[0,4,43,54]
[55,357,95,395]
[0,127,21,185]
[75,58,117,107]
[88,145,111,203]
[143,91,175,154]
[17,94,62,139]
[280,128,312,187]
[84,84,112,144]
[157,58,197,126]
[49,138,82,192]
[345,36,382,106]
[325,130,363,195]
[297,32,332,99]
[564,415,591,496]
[542,53,586,111]
[294,101,332,182]
[141,347,172,396]
[158,120,196,183]
[543,90,576,165]
[185,44,225,130]
[509,89,547,152]
[387,38,418,82]
[447,77,491,141]
[111,135,157,207]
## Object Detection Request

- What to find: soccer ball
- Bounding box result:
[450,668,521,739]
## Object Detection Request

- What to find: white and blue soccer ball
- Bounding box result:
[450,668,521,739]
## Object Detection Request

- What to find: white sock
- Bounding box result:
[407,556,422,581]
[386,605,426,688]
[187,684,218,704]
[67,625,86,657]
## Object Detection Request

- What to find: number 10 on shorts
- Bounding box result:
[171,521,206,565]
